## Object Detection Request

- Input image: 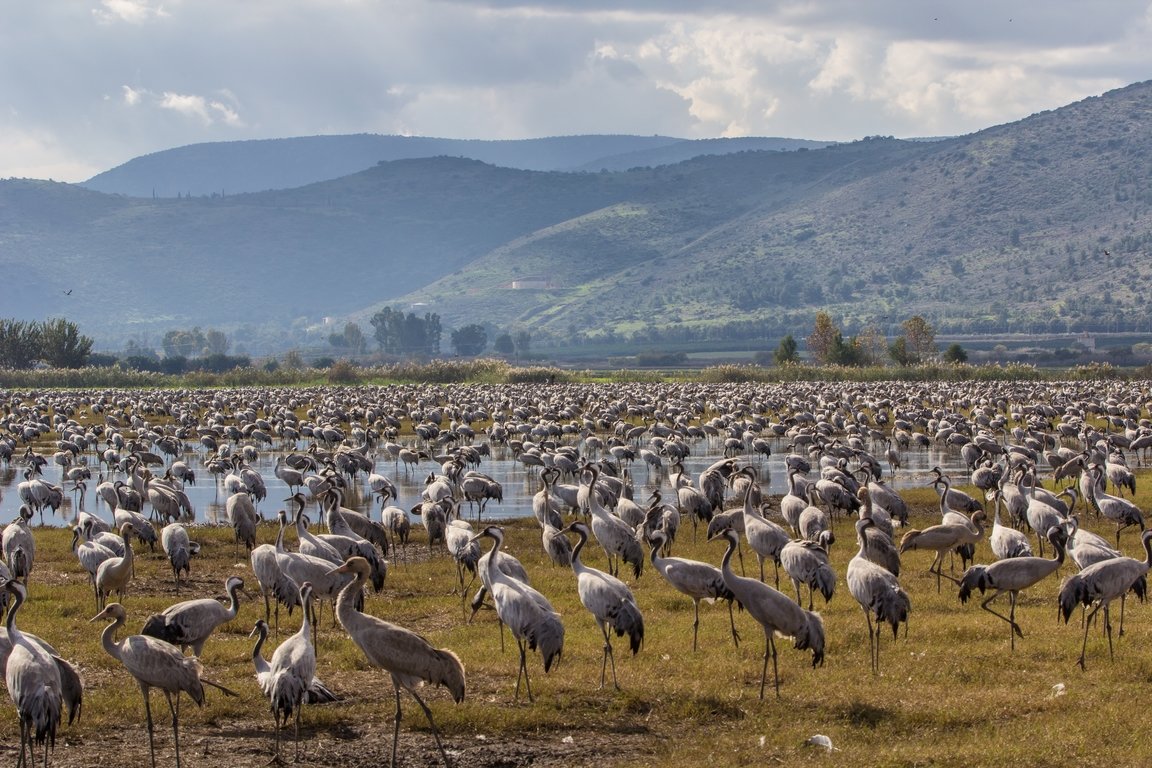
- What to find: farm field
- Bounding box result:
[2,381,1151,767]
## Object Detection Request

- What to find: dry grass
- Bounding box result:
[4,480,1152,767]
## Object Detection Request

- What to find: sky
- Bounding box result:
[3,0,1151,183]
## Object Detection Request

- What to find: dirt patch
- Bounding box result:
[34,719,657,767]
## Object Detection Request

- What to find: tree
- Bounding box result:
[855,325,887,366]
[902,315,937,362]
[774,334,799,365]
[370,307,441,356]
[889,336,913,366]
[806,312,839,365]
[493,333,515,356]
[451,324,488,356]
[343,323,365,355]
[943,343,968,363]
[38,318,93,368]
[162,327,206,358]
[513,330,531,358]
[204,329,229,355]
[0,319,41,369]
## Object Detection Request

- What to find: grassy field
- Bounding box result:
[3,478,1152,768]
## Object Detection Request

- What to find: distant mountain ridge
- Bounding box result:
[82,134,835,198]
[3,80,1152,354]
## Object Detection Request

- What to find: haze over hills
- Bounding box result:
[4,80,1152,354]
[82,134,835,198]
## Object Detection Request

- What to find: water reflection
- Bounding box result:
[0,436,974,529]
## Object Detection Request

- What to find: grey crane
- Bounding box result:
[1058,528,1152,669]
[647,529,738,651]
[160,522,197,593]
[95,522,136,610]
[988,490,1033,561]
[141,575,246,656]
[3,579,63,768]
[581,464,644,579]
[249,618,336,706]
[469,526,563,702]
[958,526,1065,650]
[72,523,116,609]
[224,491,259,554]
[899,509,987,592]
[1063,515,1121,570]
[2,506,35,584]
[251,582,320,761]
[273,512,355,639]
[847,517,910,673]
[250,519,301,635]
[564,521,644,690]
[328,556,465,768]
[779,537,836,610]
[468,535,530,633]
[712,527,824,699]
[289,495,345,564]
[0,581,82,731]
[90,602,238,768]
[855,488,901,575]
[541,520,573,568]
[735,469,791,587]
[1084,463,1144,547]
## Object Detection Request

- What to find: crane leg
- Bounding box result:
[1079,601,1104,670]
[1104,604,1115,661]
[863,609,878,673]
[727,599,741,648]
[599,622,619,690]
[692,599,700,652]
[166,690,182,768]
[390,686,403,768]
[294,702,303,762]
[140,684,158,768]
[409,688,453,768]
[980,591,1024,650]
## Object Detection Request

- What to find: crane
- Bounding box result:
[140,575,246,656]
[564,522,644,690]
[252,582,319,761]
[1058,528,1152,669]
[90,602,238,768]
[647,529,738,651]
[469,526,563,702]
[712,527,824,699]
[328,556,465,768]
[847,517,910,673]
[958,526,1065,650]
[3,579,63,768]
[898,510,986,592]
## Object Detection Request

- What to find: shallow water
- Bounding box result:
[0,435,972,530]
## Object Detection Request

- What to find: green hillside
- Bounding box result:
[3,80,1152,351]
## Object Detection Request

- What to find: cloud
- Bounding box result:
[3,1,1152,180]
[92,0,170,25]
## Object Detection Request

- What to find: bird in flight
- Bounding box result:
[63,289,72,295]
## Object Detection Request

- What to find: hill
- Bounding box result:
[82,134,833,198]
[3,80,1152,353]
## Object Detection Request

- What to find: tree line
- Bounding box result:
[0,318,93,369]
[769,312,966,367]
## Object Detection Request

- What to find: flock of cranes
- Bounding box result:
[2,379,1152,766]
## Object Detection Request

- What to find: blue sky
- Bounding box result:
[3,0,1150,182]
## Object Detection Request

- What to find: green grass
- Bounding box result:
[7,475,1152,767]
